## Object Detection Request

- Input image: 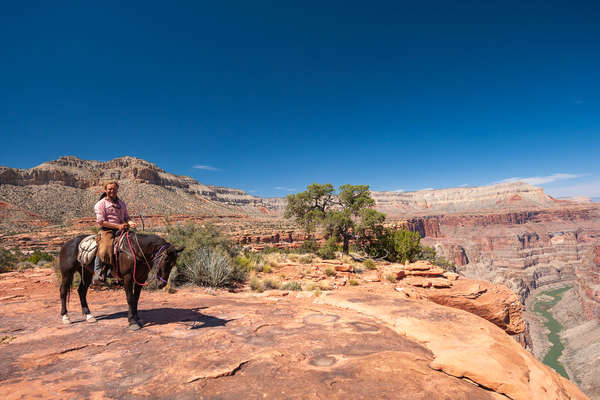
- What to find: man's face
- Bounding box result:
[105,184,118,200]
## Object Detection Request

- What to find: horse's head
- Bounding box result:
[156,245,185,289]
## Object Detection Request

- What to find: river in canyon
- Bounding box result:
[532,285,572,378]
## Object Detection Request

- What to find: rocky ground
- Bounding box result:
[0,263,587,400]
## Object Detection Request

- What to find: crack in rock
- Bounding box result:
[187,360,250,383]
[428,364,513,400]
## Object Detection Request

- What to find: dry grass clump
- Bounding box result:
[179,247,246,288]
[281,281,302,291]
[299,255,313,264]
[249,275,264,292]
[385,273,397,283]
[263,278,280,290]
[348,279,359,286]
[324,268,336,277]
[363,259,377,270]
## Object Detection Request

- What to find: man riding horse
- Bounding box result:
[93,180,136,283]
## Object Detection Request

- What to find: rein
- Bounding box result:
[115,231,169,287]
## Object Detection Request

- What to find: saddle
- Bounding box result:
[77,235,98,266]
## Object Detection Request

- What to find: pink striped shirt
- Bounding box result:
[94,197,130,226]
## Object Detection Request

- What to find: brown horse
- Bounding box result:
[59,232,183,330]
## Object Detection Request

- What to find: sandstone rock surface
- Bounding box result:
[0,268,588,400]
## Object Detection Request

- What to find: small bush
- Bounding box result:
[262,264,273,273]
[299,255,313,264]
[261,246,280,254]
[385,273,397,283]
[167,222,241,270]
[263,278,280,289]
[325,268,336,277]
[234,252,265,272]
[26,250,54,265]
[348,279,359,286]
[281,281,302,291]
[250,275,264,292]
[318,237,338,260]
[0,247,20,273]
[297,239,319,254]
[179,247,246,288]
[288,254,298,262]
[319,281,332,290]
[363,259,376,270]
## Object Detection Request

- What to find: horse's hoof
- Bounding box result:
[62,315,71,325]
[85,314,97,323]
[129,323,141,331]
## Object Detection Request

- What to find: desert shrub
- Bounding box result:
[261,246,280,254]
[318,237,338,260]
[0,247,20,273]
[324,267,336,277]
[362,228,421,263]
[430,257,457,273]
[281,281,302,291]
[288,254,298,262]
[385,273,397,283]
[166,222,241,270]
[296,239,319,254]
[417,246,458,272]
[250,275,264,292]
[262,264,273,273]
[26,250,54,265]
[319,281,332,290]
[363,259,376,270]
[263,278,280,289]
[234,255,252,270]
[348,279,359,286]
[179,247,246,288]
[303,282,317,291]
[299,255,313,264]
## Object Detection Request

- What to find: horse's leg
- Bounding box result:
[60,270,74,324]
[132,283,143,326]
[123,275,141,331]
[78,265,96,323]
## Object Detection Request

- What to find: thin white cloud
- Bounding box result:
[545,181,600,198]
[193,165,220,171]
[496,173,581,186]
[419,188,434,191]
[391,189,404,193]
[275,186,296,192]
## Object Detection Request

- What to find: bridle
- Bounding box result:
[115,232,171,287]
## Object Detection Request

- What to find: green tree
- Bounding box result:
[284,183,335,234]
[284,183,383,254]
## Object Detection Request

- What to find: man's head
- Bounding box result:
[103,181,119,200]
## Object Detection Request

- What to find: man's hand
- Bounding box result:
[128,221,137,229]
[118,223,129,231]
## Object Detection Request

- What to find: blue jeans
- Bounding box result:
[94,256,102,273]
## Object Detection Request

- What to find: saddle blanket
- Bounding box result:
[77,235,98,266]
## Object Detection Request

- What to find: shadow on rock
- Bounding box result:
[97,307,234,328]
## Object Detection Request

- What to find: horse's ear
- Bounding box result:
[176,246,185,253]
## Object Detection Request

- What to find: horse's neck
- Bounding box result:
[131,233,163,258]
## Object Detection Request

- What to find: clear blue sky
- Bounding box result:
[1,1,599,198]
